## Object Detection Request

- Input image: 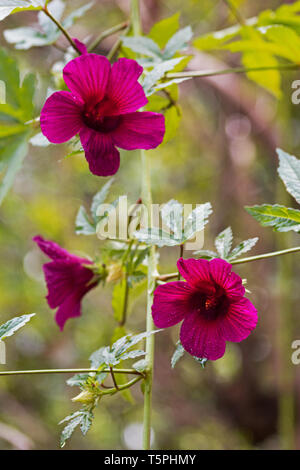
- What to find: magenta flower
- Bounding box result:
[152,258,258,360]
[40,54,165,176]
[33,235,99,330]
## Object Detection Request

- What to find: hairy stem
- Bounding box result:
[42,6,81,54]
[0,368,142,376]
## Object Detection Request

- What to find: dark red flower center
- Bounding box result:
[190,285,230,321]
[82,97,121,133]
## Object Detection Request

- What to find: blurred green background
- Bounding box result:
[0,0,300,450]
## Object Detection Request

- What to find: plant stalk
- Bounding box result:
[0,368,142,376]
[42,6,81,54]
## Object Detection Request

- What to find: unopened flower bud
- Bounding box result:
[72,390,95,404]
[106,263,124,283]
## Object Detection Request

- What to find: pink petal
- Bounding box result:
[220,297,258,342]
[33,235,72,260]
[40,91,83,143]
[180,309,226,360]
[177,258,215,294]
[80,127,120,176]
[43,259,94,309]
[72,37,88,55]
[55,291,83,331]
[209,258,245,300]
[112,112,165,150]
[107,58,148,115]
[63,54,111,102]
[152,281,194,328]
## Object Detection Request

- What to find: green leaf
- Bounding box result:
[215,227,233,259]
[193,357,208,368]
[132,358,147,373]
[29,132,50,147]
[171,341,185,369]
[184,202,213,240]
[0,313,35,340]
[66,374,90,388]
[59,410,93,448]
[163,26,193,59]
[90,177,114,219]
[161,199,183,239]
[112,280,126,323]
[75,206,96,235]
[0,133,29,206]
[0,0,43,22]
[193,23,242,51]
[259,25,300,62]
[193,249,218,260]
[227,237,259,261]
[277,148,300,205]
[245,204,300,232]
[121,36,162,59]
[134,227,183,247]
[62,1,94,29]
[148,12,180,49]
[163,105,181,144]
[143,58,184,96]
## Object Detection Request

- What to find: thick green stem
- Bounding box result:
[131,0,156,450]
[0,368,142,376]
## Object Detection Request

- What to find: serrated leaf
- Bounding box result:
[228,237,259,261]
[66,373,90,388]
[148,12,180,49]
[132,358,147,373]
[215,227,233,259]
[163,26,193,59]
[90,177,114,219]
[277,148,300,205]
[184,203,212,240]
[143,58,184,95]
[161,199,183,239]
[121,350,145,361]
[134,227,183,247]
[75,206,96,235]
[29,131,50,147]
[0,0,43,22]
[171,341,185,369]
[60,410,93,448]
[246,204,300,232]
[0,313,35,340]
[193,249,218,259]
[89,346,111,368]
[121,36,162,58]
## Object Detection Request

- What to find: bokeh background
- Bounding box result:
[0,0,300,450]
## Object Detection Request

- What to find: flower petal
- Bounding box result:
[63,54,111,102]
[209,258,245,300]
[220,297,258,342]
[40,91,83,143]
[180,309,226,360]
[177,258,215,294]
[152,281,194,328]
[80,127,120,176]
[55,291,83,331]
[33,235,71,260]
[72,37,88,55]
[107,58,147,115]
[112,112,165,150]
[43,259,94,309]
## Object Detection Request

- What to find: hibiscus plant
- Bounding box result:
[0,0,300,451]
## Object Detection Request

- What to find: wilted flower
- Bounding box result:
[152,258,258,360]
[40,54,165,176]
[33,235,99,330]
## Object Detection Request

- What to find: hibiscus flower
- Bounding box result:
[152,257,258,360]
[33,235,99,330]
[40,54,165,176]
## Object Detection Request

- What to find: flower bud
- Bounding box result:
[71,390,95,404]
[106,263,124,283]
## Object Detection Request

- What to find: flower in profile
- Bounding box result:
[40,54,165,176]
[33,235,99,330]
[152,258,258,360]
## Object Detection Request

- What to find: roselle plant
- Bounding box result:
[0,0,300,450]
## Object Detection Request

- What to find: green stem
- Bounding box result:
[131,0,156,450]
[231,246,300,265]
[166,63,299,80]
[109,366,120,390]
[223,0,245,25]
[88,21,129,52]
[42,6,81,55]
[101,376,142,396]
[107,24,131,61]
[0,368,142,376]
